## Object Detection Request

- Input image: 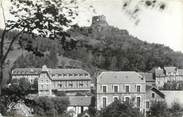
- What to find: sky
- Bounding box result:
[1,0,183,52]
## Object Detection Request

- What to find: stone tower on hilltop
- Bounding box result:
[91,15,108,33]
[91,15,108,26]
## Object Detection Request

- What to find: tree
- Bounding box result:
[9,78,31,96]
[98,100,143,117]
[149,101,170,117]
[169,102,183,117]
[32,78,38,92]
[52,97,70,115]
[0,0,78,93]
[109,56,117,70]
[88,96,97,117]
[33,96,69,116]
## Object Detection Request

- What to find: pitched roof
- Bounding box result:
[49,69,89,75]
[146,85,165,99]
[151,87,165,99]
[155,68,164,76]
[12,68,41,75]
[178,69,183,75]
[154,66,178,76]
[69,96,91,106]
[139,72,154,82]
[97,71,145,84]
[12,65,91,81]
[164,67,177,74]
[48,69,91,80]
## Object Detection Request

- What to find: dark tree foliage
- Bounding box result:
[160,81,183,90]
[5,78,32,96]
[13,47,58,68]
[149,101,170,117]
[98,100,143,117]
[148,101,183,117]
[33,96,69,116]
[32,78,38,92]
[88,96,97,117]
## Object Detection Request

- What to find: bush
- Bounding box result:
[33,96,69,116]
[98,100,143,117]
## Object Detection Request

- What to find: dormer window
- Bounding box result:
[63,74,67,76]
[84,73,88,76]
[58,84,62,88]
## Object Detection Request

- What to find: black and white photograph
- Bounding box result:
[0,0,183,117]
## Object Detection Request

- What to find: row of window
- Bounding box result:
[52,73,89,77]
[102,85,141,93]
[57,82,89,88]
[102,96,141,108]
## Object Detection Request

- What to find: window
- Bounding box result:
[113,96,119,101]
[103,97,107,108]
[137,85,141,92]
[152,93,155,98]
[102,85,107,93]
[125,96,130,103]
[146,101,150,108]
[69,74,72,76]
[137,97,141,107]
[63,74,67,76]
[113,85,119,93]
[125,85,130,93]
[79,82,84,87]
[58,84,62,88]
[69,82,73,87]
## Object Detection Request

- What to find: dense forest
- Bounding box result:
[3,16,183,76]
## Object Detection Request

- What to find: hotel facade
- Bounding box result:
[38,65,91,96]
[96,71,146,113]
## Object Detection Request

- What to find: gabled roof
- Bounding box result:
[178,69,183,75]
[97,71,145,84]
[146,85,165,99]
[50,69,89,75]
[164,67,177,74]
[139,72,154,82]
[155,68,164,76]
[151,87,165,99]
[41,65,91,81]
[12,65,91,81]
[154,66,178,76]
[12,68,41,75]
[69,96,91,106]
